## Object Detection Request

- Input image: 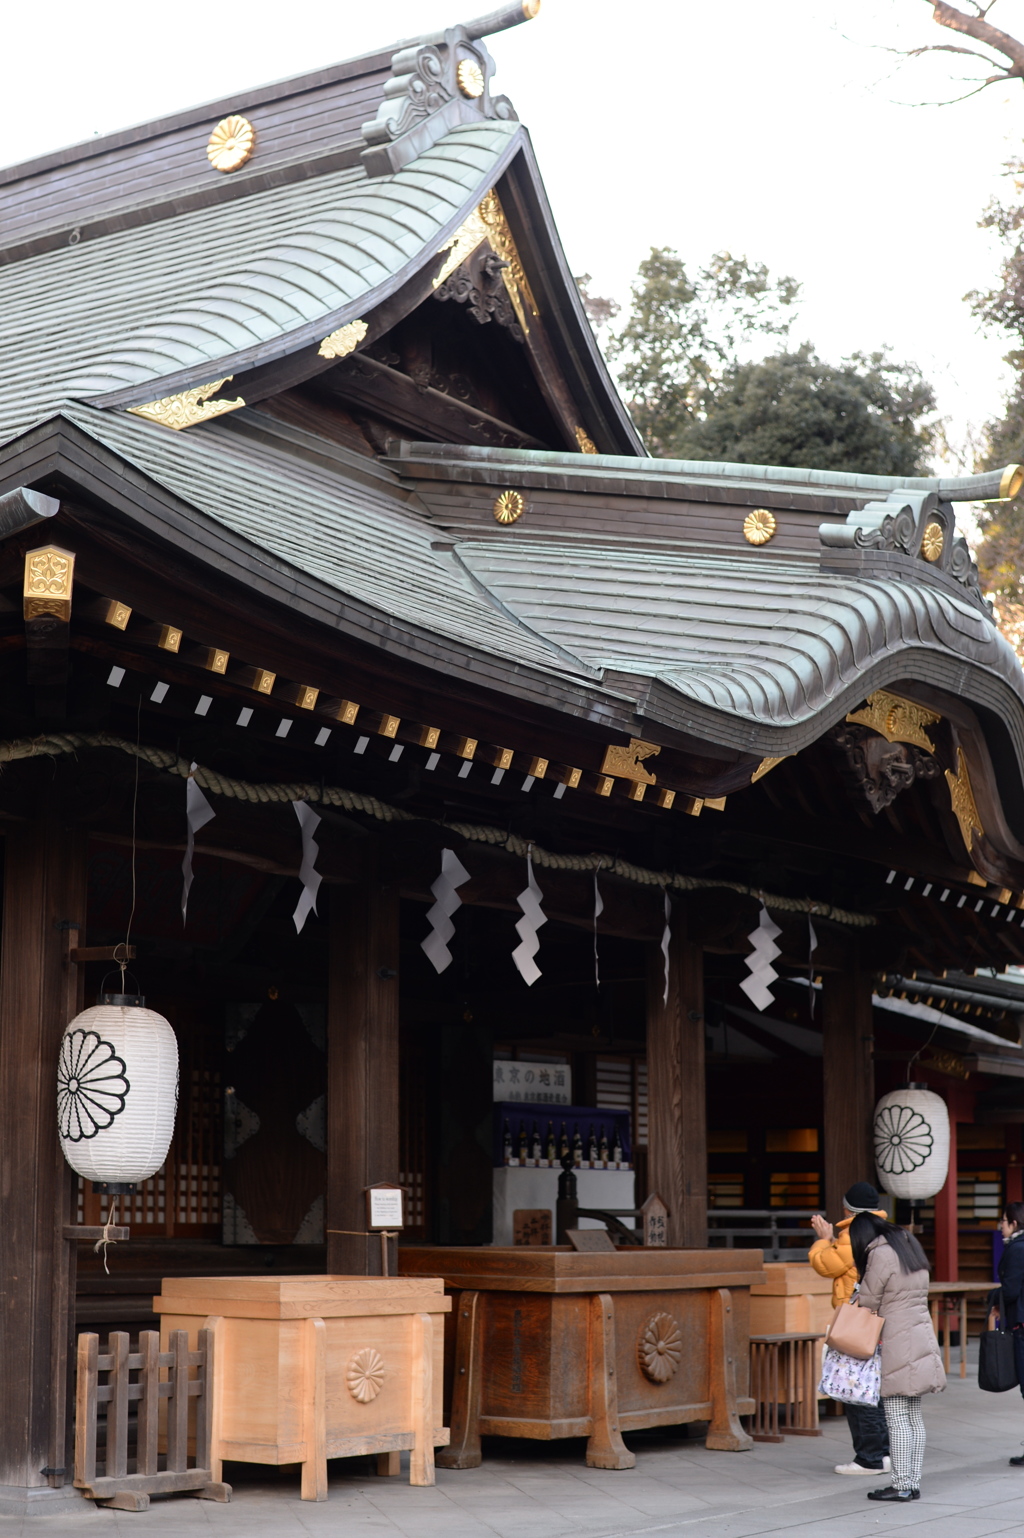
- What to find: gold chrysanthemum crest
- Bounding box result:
[921,522,944,563]
[207,115,255,173]
[457,59,485,98]
[743,508,776,546]
[493,490,525,525]
[318,319,368,360]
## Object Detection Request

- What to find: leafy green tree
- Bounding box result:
[676,345,938,476]
[606,248,800,456]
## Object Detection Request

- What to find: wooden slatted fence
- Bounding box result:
[75,1327,231,1510]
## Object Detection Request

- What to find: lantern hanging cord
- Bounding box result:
[94,1197,119,1277]
[0,730,877,929]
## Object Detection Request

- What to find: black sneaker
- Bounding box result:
[867,1488,920,1502]
[1010,1454,1024,1466]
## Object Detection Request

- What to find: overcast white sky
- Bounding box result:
[5,1,1024,467]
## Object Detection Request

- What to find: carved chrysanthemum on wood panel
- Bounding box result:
[347,1348,385,1403]
[637,1312,683,1383]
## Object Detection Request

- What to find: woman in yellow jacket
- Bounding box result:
[809,1181,891,1476]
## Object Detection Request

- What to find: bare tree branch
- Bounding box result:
[928,0,1024,79]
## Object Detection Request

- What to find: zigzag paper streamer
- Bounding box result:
[739,902,782,1012]
[421,847,471,974]
[292,800,322,934]
[181,763,215,924]
[661,892,672,1005]
[593,868,604,988]
[512,850,546,986]
[807,916,818,1018]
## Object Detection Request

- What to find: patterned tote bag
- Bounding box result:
[818,1344,882,1406]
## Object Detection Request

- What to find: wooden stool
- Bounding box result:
[749,1333,824,1442]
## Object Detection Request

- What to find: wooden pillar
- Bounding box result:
[0,820,86,1514]
[646,916,707,1248]
[933,1111,959,1283]
[1007,1125,1023,1206]
[821,965,875,1220]
[326,854,400,1275]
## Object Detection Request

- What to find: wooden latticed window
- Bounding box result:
[399,1029,429,1239]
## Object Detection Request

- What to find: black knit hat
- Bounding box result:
[843,1181,880,1212]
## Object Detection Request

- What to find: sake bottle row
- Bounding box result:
[501,1116,629,1169]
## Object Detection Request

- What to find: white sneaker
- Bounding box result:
[834,1458,891,1475]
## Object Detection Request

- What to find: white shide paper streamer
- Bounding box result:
[512,849,546,986]
[807,916,818,1018]
[593,868,604,988]
[292,800,323,934]
[181,763,215,924]
[739,902,782,1012]
[421,848,471,974]
[661,892,672,1005]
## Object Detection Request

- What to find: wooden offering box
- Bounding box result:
[154,1276,450,1500]
[749,1262,833,1336]
[400,1247,764,1470]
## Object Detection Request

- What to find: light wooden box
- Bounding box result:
[154,1275,450,1500]
[749,1262,832,1335]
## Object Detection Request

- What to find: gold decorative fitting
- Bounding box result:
[493,490,526,525]
[846,689,940,756]
[318,319,368,360]
[434,189,538,334]
[99,599,131,630]
[377,714,400,737]
[206,115,255,173]
[195,648,229,674]
[574,426,598,455]
[704,796,727,811]
[456,58,485,98]
[751,755,787,784]
[743,508,776,546]
[522,0,541,15]
[593,775,614,797]
[23,546,74,622]
[251,670,275,694]
[945,747,984,854]
[346,1348,385,1404]
[524,756,548,779]
[128,377,244,431]
[157,626,182,653]
[999,464,1024,500]
[626,781,647,802]
[680,796,703,817]
[637,1312,683,1384]
[296,687,319,711]
[600,738,661,785]
[653,788,675,810]
[921,522,944,562]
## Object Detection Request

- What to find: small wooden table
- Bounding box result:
[927,1282,993,1378]
[154,1275,450,1499]
[400,1246,764,1470]
[749,1334,824,1442]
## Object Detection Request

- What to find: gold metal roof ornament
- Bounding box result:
[945,746,984,853]
[456,59,485,97]
[845,689,940,756]
[921,522,944,562]
[24,546,74,622]
[574,426,598,454]
[743,509,776,546]
[433,189,538,335]
[318,319,368,360]
[999,464,1024,500]
[493,490,525,524]
[751,755,788,784]
[127,378,245,431]
[600,738,660,784]
[206,115,255,173]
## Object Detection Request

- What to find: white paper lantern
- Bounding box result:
[57,995,178,1187]
[873,1084,950,1201]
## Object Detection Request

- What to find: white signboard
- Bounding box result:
[367,1187,404,1230]
[493,1060,571,1105]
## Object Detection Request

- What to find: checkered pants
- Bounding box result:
[882,1394,925,1491]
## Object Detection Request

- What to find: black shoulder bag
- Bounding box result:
[979,1288,1019,1393]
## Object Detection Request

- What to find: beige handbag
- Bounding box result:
[825,1300,885,1360]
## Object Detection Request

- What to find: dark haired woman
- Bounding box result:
[998,1201,1024,1465]
[850,1212,945,1502]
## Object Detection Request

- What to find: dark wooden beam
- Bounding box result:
[314,353,548,449]
[821,961,875,1219]
[646,918,707,1247]
[0,819,86,1510]
[326,850,400,1275]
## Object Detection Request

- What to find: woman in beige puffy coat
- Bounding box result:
[851,1213,945,1504]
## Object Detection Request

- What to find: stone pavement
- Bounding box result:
[12,1363,1024,1538]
